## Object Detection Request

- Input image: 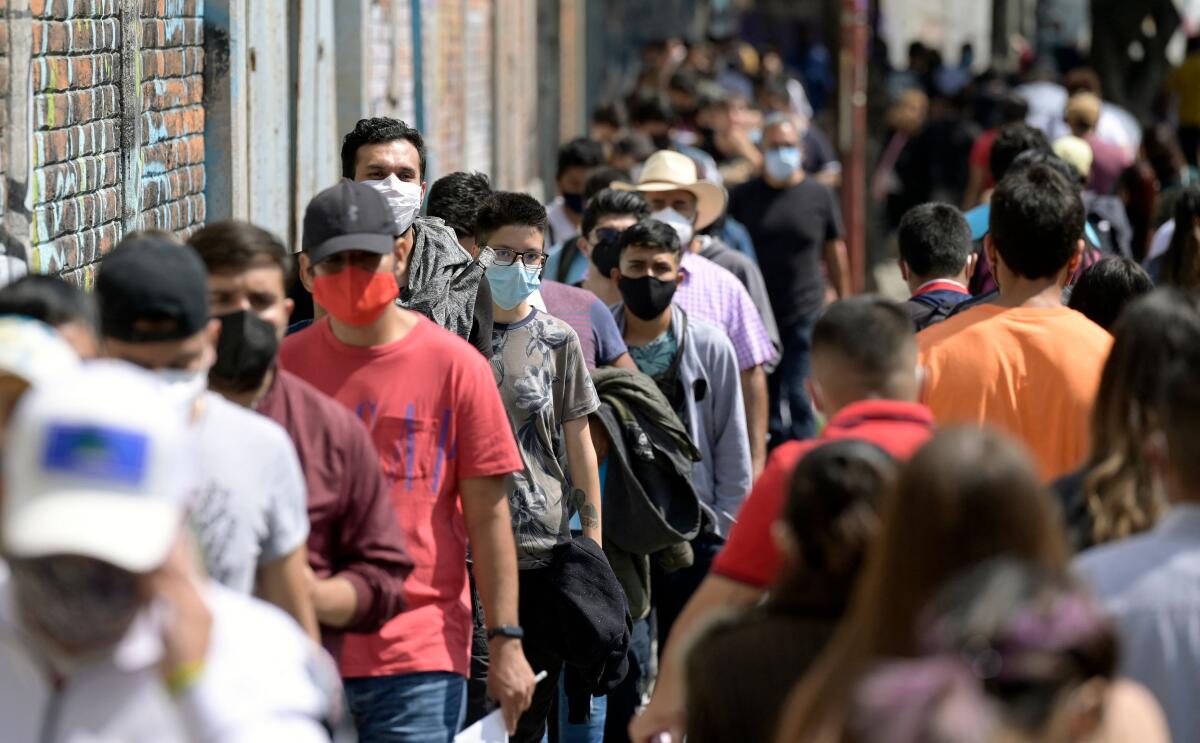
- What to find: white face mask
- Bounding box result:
[362,174,422,235]
[651,207,695,247]
[155,367,209,409]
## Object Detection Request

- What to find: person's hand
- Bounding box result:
[629,693,685,743]
[143,536,212,688]
[488,637,536,734]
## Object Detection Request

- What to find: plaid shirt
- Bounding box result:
[675,252,779,371]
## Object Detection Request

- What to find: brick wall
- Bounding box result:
[138,0,205,241]
[19,0,204,287]
[28,0,125,285]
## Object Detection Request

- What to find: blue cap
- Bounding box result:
[966,202,1101,247]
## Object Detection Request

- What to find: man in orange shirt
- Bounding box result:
[919,162,1112,480]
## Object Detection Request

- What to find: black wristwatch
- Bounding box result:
[487,625,525,641]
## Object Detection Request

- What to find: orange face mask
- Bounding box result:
[312,266,399,326]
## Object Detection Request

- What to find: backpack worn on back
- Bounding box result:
[902,292,960,331]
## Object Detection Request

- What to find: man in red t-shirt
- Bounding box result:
[189,220,414,663]
[280,181,536,741]
[630,297,935,743]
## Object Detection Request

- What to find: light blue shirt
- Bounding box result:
[612,305,751,536]
[1074,504,1200,743]
[544,238,589,286]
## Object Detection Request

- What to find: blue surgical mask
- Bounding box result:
[486,263,542,311]
[765,146,803,182]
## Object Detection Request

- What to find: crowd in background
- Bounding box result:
[4,15,1200,743]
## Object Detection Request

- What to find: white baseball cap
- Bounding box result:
[3,360,196,572]
[0,316,78,385]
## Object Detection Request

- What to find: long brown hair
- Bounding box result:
[1159,187,1200,289]
[774,428,1068,743]
[1083,289,1200,546]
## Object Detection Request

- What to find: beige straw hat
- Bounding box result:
[611,150,728,230]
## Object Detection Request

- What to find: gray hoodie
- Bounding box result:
[398,217,488,342]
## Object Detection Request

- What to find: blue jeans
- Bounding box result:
[542,678,608,743]
[768,311,819,443]
[344,672,467,743]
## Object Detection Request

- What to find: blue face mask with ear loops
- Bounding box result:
[486,263,542,311]
[765,146,803,182]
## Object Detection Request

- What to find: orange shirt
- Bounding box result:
[918,304,1112,480]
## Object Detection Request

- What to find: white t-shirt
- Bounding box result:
[545,197,579,247]
[0,577,338,742]
[189,392,309,594]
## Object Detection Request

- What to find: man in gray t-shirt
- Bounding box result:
[491,309,600,566]
[96,234,318,641]
[191,392,310,594]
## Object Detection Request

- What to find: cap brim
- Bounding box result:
[4,493,181,573]
[611,180,728,231]
[305,233,396,265]
[966,205,990,241]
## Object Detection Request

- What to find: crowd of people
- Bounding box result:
[3,23,1200,743]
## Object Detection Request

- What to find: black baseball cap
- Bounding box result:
[302,180,398,264]
[96,234,210,342]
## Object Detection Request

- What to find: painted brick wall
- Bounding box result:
[21,0,204,287]
[138,0,205,241]
[28,0,125,285]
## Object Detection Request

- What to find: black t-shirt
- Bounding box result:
[729,177,843,323]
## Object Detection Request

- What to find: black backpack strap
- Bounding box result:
[554,234,582,284]
[904,293,958,330]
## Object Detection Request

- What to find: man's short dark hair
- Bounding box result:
[612,132,656,162]
[340,117,427,180]
[188,220,293,278]
[426,172,492,238]
[812,297,916,387]
[989,123,1050,183]
[1067,256,1153,330]
[474,192,548,246]
[556,138,605,180]
[1007,149,1083,192]
[627,91,675,126]
[583,189,652,237]
[592,100,628,130]
[897,203,972,278]
[0,274,97,331]
[584,167,630,201]
[990,163,1085,280]
[618,218,681,257]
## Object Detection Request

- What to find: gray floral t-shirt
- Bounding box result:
[491,309,600,567]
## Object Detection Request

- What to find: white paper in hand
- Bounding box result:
[454,709,508,743]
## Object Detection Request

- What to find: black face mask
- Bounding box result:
[618,274,678,320]
[210,310,279,394]
[562,192,585,214]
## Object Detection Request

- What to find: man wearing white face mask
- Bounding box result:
[730,113,850,445]
[96,234,319,642]
[339,117,494,359]
[613,150,778,476]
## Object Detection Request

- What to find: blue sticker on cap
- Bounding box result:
[42,424,149,486]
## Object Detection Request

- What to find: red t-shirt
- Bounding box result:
[279,315,522,679]
[712,400,935,589]
[970,128,999,187]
